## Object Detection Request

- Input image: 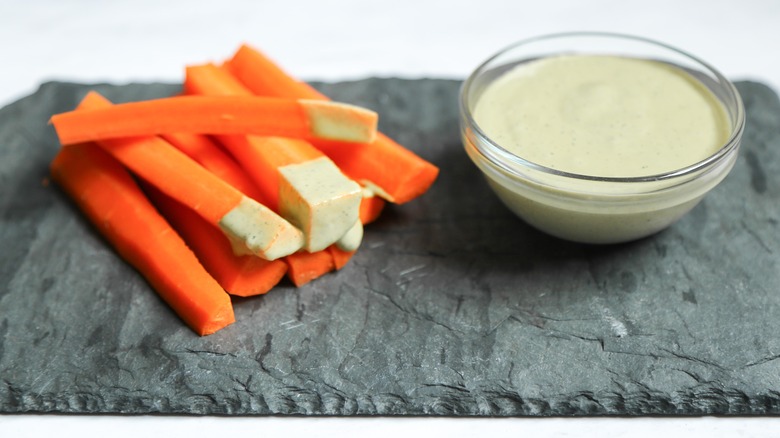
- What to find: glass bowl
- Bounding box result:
[459,32,745,244]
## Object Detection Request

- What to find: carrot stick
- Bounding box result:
[313,138,438,204]
[225,44,439,204]
[185,64,363,253]
[185,63,255,97]
[225,46,328,101]
[50,143,234,336]
[285,240,358,285]
[359,194,385,225]
[284,250,335,287]
[144,183,288,297]
[51,94,378,145]
[161,132,268,205]
[285,245,355,287]
[72,91,304,261]
[328,246,355,270]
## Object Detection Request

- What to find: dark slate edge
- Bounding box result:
[3,383,779,415]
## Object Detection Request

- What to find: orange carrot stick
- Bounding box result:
[185,64,362,253]
[225,46,328,101]
[313,138,438,204]
[71,91,304,260]
[328,246,355,270]
[144,183,288,297]
[50,143,234,336]
[160,132,268,205]
[225,44,439,204]
[285,245,355,286]
[284,250,335,287]
[51,95,378,145]
[359,195,385,225]
[185,63,255,97]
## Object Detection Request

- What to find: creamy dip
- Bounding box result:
[473,55,730,177]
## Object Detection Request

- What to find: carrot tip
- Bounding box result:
[198,306,236,336]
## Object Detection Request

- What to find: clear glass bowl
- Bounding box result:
[459,32,745,244]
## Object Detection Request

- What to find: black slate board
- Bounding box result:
[1,79,779,416]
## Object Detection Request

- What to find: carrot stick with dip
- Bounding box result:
[65,91,305,261]
[51,94,378,145]
[224,44,439,204]
[184,64,363,253]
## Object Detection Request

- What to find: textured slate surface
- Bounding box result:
[0,79,779,416]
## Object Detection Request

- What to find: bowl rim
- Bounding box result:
[460,31,745,184]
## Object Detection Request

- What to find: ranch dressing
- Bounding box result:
[473,55,730,177]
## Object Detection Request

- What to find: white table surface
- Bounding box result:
[2,0,779,436]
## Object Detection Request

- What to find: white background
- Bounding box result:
[2,0,779,436]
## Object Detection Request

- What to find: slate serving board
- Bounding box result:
[1,79,779,416]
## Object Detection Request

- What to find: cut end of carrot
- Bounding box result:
[300,100,377,144]
[373,132,439,204]
[227,44,329,101]
[316,132,440,205]
[380,163,439,205]
[184,63,255,97]
[359,193,386,224]
[197,304,236,336]
[227,258,288,297]
[285,250,335,287]
[328,245,355,270]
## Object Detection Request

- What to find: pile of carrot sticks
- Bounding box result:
[49,44,439,336]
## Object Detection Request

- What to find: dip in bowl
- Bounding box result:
[460,32,745,244]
